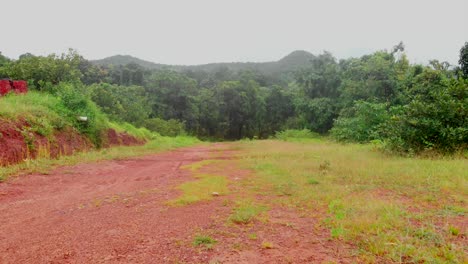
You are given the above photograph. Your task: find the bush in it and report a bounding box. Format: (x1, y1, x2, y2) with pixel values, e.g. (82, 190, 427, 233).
(87, 83, 151, 126)
(275, 129, 319, 141)
(143, 118, 186, 137)
(331, 101, 390, 143)
(55, 83, 109, 147)
(381, 76, 467, 154)
(295, 97, 338, 133)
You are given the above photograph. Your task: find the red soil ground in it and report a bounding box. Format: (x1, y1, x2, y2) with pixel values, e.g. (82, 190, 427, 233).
(0, 144, 354, 263)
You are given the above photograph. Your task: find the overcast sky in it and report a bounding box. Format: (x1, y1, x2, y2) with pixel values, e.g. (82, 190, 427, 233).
(2, 0, 467, 65)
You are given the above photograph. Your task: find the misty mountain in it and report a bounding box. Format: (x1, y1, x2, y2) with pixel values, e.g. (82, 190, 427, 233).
(92, 50, 316, 75)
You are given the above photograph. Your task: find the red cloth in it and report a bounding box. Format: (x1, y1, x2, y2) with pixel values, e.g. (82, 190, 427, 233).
(0, 80, 12, 96)
(12, 80, 28, 94)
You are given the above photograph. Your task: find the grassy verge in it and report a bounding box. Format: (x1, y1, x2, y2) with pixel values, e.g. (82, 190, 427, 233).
(0, 136, 201, 181)
(236, 139, 467, 263)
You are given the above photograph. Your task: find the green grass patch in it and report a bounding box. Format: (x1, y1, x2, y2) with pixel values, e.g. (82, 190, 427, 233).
(169, 173, 228, 206)
(235, 139, 468, 263)
(229, 200, 268, 224)
(193, 235, 217, 249)
(109, 121, 156, 141)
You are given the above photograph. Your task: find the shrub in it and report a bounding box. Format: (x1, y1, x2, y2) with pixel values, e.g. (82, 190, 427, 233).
(381, 75, 467, 154)
(55, 83, 109, 147)
(330, 101, 390, 143)
(143, 118, 186, 137)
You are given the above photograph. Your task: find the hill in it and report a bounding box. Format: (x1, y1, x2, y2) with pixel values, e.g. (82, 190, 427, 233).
(92, 55, 165, 70)
(92, 50, 316, 75)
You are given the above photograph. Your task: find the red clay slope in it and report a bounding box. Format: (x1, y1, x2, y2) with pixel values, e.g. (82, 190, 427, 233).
(0, 119, 92, 166)
(0, 118, 143, 166)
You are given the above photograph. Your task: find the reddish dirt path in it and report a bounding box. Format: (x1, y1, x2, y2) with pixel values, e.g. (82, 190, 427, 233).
(0, 144, 354, 263)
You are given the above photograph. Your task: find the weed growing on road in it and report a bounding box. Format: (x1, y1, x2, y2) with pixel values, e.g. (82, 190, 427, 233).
(229, 200, 268, 224)
(193, 235, 217, 249)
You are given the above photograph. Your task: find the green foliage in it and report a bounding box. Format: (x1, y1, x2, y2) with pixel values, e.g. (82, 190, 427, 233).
(4, 49, 83, 90)
(296, 97, 338, 133)
(55, 83, 109, 147)
(87, 83, 151, 126)
(105, 63, 146, 86)
(331, 101, 390, 143)
(229, 201, 268, 224)
(145, 70, 198, 131)
(275, 129, 319, 141)
(109, 122, 155, 141)
(143, 118, 186, 137)
(295, 51, 341, 98)
(382, 71, 467, 154)
(263, 85, 295, 134)
(1, 45, 465, 154)
(459, 42, 468, 78)
(193, 235, 217, 248)
(339, 51, 400, 106)
(0, 86, 146, 148)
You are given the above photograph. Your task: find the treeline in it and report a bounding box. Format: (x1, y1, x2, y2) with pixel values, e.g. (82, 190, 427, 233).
(0, 42, 466, 154)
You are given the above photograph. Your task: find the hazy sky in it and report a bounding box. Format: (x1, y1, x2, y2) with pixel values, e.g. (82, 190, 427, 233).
(2, 0, 467, 65)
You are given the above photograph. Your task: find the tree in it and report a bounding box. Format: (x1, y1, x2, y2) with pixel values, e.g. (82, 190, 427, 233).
(339, 51, 400, 106)
(295, 51, 341, 98)
(5, 49, 83, 90)
(263, 85, 295, 134)
(0, 52, 10, 78)
(145, 70, 199, 131)
(87, 83, 151, 126)
(459, 42, 468, 78)
(383, 69, 468, 153)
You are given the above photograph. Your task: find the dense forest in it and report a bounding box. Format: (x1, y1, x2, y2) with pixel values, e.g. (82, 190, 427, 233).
(1, 42, 467, 154)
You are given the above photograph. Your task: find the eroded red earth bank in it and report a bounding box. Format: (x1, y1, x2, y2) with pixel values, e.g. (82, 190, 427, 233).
(0, 118, 142, 166)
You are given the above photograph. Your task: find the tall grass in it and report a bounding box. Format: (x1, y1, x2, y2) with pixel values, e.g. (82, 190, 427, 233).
(0, 92, 71, 136)
(109, 121, 156, 141)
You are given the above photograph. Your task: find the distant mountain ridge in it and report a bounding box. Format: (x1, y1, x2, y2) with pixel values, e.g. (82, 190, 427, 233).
(91, 50, 316, 75)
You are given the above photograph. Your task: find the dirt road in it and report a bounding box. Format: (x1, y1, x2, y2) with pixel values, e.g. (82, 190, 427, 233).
(0, 144, 353, 263)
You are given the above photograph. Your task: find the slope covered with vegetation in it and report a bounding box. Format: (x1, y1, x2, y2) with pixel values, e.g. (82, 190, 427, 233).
(1, 42, 467, 155)
(0, 87, 154, 166)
